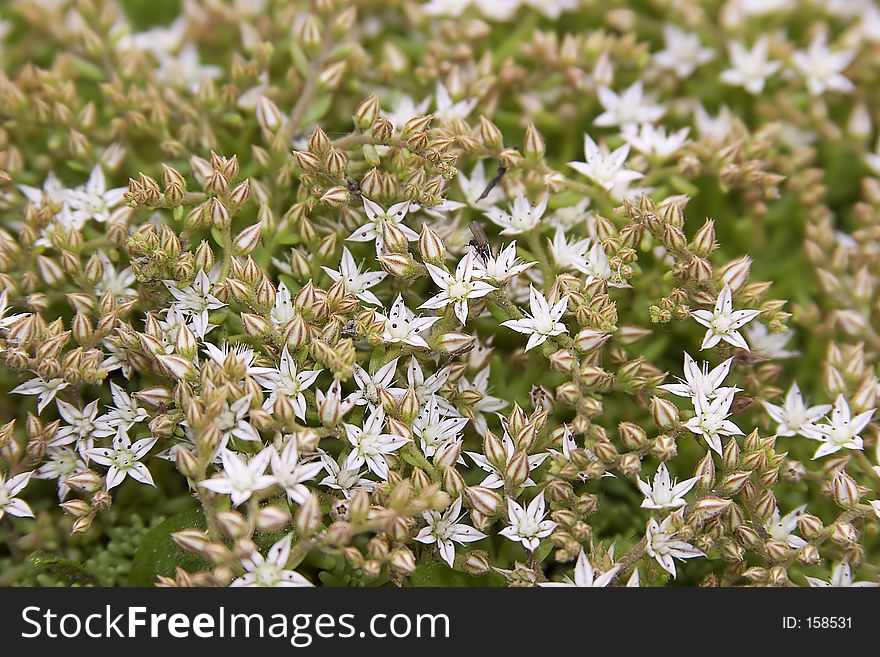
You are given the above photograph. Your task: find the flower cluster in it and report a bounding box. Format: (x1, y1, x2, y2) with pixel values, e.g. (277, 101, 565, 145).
(0, 0, 879, 589)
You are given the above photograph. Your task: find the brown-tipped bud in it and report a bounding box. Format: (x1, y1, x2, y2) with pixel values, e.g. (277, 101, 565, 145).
(229, 179, 251, 206)
(172, 529, 212, 555)
(216, 511, 248, 539)
(436, 331, 475, 353)
(296, 493, 322, 536)
(797, 513, 823, 539)
(505, 451, 530, 487)
(66, 470, 103, 494)
(524, 123, 545, 160)
(389, 547, 417, 575)
(175, 446, 200, 479)
(381, 221, 409, 254)
(320, 186, 350, 207)
(695, 452, 715, 488)
(478, 116, 503, 149)
(463, 550, 490, 575)
(60, 499, 91, 518)
(465, 486, 500, 516)
(442, 466, 465, 496)
(650, 396, 679, 427)
(651, 434, 678, 461)
(719, 256, 752, 293)
(255, 506, 292, 532)
(318, 61, 347, 90)
(832, 470, 860, 506)
(619, 422, 647, 450)
(354, 95, 380, 130)
(208, 198, 230, 229)
(255, 96, 283, 131)
(403, 114, 433, 139)
(291, 149, 322, 170)
(549, 349, 577, 373)
(482, 431, 506, 466)
(418, 224, 446, 264)
(691, 497, 733, 522)
(233, 222, 263, 255)
(691, 220, 716, 257)
(575, 328, 610, 352)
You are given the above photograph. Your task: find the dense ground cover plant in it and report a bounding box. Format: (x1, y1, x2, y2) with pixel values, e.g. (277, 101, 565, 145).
(1, 0, 879, 588)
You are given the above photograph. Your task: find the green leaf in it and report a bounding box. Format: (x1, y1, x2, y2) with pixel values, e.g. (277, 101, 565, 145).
(127, 507, 208, 586)
(68, 56, 106, 82)
(298, 94, 333, 129)
(534, 538, 554, 564)
(29, 552, 99, 586)
(289, 44, 311, 78)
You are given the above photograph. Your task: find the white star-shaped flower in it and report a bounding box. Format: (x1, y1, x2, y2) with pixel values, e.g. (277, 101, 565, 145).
(502, 285, 569, 352)
(199, 447, 275, 506)
(66, 165, 126, 224)
(499, 493, 557, 551)
(691, 284, 761, 350)
(621, 123, 690, 160)
(637, 463, 699, 510)
(594, 81, 665, 127)
(12, 375, 69, 414)
(765, 505, 807, 549)
(375, 294, 441, 348)
(322, 247, 387, 306)
(763, 383, 831, 437)
(270, 438, 325, 505)
(352, 357, 404, 408)
(472, 241, 535, 284)
(434, 82, 477, 122)
(719, 37, 781, 94)
(802, 395, 874, 460)
(0, 470, 34, 520)
(86, 427, 158, 490)
(645, 514, 704, 578)
(805, 561, 878, 588)
(568, 134, 644, 191)
(413, 395, 469, 458)
(343, 406, 410, 479)
(792, 34, 854, 97)
(457, 161, 505, 209)
(232, 534, 314, 587)
(483, 193, 548, 235)
(164, 269, 226, 339)
(414, 497, 486, 567)
(684, 389, 743, 455)
(660, 352, 738, 400)
(421, 250, 496, 324)
(319, 452, 377, 498)
(539, 548, 619, 587)
(653, 23, 714, 78)
(252, 346, 322, 420)
(347, 197, 419, 254)
(744, 323, 799, 359)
